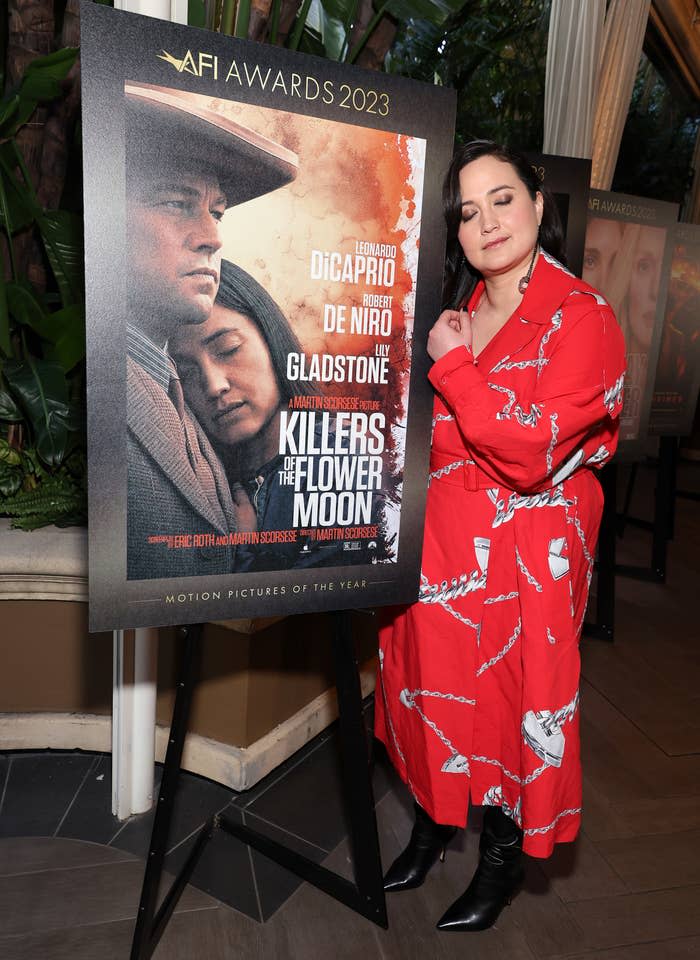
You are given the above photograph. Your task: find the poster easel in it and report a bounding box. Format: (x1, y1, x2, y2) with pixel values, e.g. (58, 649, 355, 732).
(583, 464, 617, 642)
(129, 612, 387, 960)
(616, 436, 677, 584)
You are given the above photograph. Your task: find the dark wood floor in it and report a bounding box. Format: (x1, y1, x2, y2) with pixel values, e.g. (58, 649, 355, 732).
(1, 460, 699, 960)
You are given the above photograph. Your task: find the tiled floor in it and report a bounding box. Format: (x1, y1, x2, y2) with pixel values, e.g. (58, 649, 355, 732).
(0, 458, 699, 959)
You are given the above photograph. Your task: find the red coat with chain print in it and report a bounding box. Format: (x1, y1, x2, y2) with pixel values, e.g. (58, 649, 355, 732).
(375, 252, 627, 858)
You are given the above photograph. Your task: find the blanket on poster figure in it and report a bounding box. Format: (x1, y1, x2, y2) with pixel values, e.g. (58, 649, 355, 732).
(126, 357, 237, 580)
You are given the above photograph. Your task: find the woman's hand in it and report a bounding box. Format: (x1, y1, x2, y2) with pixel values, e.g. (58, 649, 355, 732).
(427, 309, 471, 362)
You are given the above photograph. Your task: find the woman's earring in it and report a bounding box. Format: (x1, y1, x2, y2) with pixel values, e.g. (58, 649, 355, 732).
(518, 228, 540, 294)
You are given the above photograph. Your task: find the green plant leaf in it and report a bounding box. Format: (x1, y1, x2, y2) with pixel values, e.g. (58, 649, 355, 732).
(45, 305, 86, 372)
(0, 144, 39, 233)
(1, 469, 86, 529)
(17, 48, 78, 105)
(2, 358, 78, 467)
(321, 0, 358, 23)
(0, 94, 20, 136)
(37, 210, 84, 307)
(0, 437, 23, 465)
(383, 0, 466, 25)
(288, 0, 315, 50)
(6, 281, 50, 336)
(300, 0, 347, 60)
(0, 389, 23, 421)
(235, 0, 252, 38)
(188, 0, 207, 26)
(0, 459, 22, 497)
(0, 282, 10, 356)
(10, 290, 87, 371)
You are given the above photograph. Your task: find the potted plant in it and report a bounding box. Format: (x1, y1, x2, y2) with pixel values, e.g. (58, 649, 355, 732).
(0, 5, 85, 530)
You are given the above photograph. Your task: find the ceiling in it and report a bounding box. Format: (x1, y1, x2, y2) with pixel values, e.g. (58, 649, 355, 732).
(647, 0, 700, 104)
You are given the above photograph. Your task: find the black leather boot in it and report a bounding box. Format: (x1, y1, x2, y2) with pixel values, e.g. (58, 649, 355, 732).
(436, 805, 523, 931)
(383, 802, 457, 892)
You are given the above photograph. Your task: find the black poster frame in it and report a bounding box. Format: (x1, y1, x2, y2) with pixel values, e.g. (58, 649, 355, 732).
(526, 153, 592, 278)
(80, 2, 457, 632)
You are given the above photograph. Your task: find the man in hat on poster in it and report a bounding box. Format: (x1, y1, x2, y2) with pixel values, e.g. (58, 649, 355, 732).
(124, 83, 298, 580)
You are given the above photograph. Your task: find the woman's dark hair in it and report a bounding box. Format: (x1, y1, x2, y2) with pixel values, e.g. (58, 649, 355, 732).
(442, 140, 566, 309)
(216, 259, 315, 399)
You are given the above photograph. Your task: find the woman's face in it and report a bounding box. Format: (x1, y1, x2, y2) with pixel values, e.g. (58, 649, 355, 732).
(456, 155, 542, 281)
(627, 224, 666, 351)
(583, 217, 624, 296)
(170, 304, 282, 451)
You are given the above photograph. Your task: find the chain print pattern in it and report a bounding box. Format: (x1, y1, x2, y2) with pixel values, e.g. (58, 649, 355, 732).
(484, 590, 520, 605)
(586, 444, 609, 465)
(515, 546, 543, 592)
(537, 308, 563, 374)
(429, 459, 466, 483)
(476, 620, 521, 676)
(490, 382, 517, 421)
(432, 412, 454, 428)
(378, 649, 406, 767)
(404, 688, 476, 706)
(546, 413, 559, 475)
(440, 600, 481, 633)
(524, 807, 582, 836)
(400, 688, 470, 774)
(471, 755, 549, 786)
(604, 373, 625, 413)
(490, 486, 574, 528)
(514, 401, 543, 428)
(490, 355, 550, 374)
(419, 569, 487, 603)
(540, 690, 579, 730)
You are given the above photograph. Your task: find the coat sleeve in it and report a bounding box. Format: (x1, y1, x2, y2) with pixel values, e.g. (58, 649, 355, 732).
(428, 302, 626, 493)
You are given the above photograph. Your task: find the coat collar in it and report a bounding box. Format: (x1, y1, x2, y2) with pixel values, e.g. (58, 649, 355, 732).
(469, 252, 581, 370)
(469, 251, 578, 325)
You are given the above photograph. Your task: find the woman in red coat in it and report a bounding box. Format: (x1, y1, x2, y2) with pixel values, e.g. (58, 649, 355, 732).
(375, 141, 626, 931)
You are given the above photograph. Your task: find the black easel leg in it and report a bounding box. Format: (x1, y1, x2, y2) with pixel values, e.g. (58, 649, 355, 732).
(130, 623, 203, 960)
(618, 463, 637, 536)
(652, 437, 676, 581)
(218, 610, 388, 927)
(664, 435, 678, 541)
(585, 464, 616, 641)
(330, 611, 387, 926)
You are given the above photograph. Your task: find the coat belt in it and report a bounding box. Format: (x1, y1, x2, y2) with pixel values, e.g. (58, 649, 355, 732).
(429, 450, 495, 490)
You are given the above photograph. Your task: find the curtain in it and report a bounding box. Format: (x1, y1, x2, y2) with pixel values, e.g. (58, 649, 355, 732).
(543, 0, 606, 157)
(113, 0, 188, 22)
(590, 0, 652, 189)
(681, 125, 700, 223)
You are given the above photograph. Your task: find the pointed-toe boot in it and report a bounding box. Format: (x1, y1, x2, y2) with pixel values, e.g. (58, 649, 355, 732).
(437, 805, 523, 931)
(383, 802, 457, 892)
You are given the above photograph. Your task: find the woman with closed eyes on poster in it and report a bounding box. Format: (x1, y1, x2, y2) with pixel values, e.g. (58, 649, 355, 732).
(170, 259, 384, 570)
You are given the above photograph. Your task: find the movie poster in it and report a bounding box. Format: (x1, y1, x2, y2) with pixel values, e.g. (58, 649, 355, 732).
(583, 190, 677, 452)
(81, 5, 456, 630)
(526, 154, 592, 277)
(649, 222, 700, 437)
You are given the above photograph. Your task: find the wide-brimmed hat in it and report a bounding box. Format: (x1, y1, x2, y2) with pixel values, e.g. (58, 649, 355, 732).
(124, 81, 298, 207)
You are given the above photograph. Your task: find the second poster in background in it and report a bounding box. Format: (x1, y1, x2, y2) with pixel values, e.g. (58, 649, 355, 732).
(649, 221, 700, 437)
(584, 190, 677, 452)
